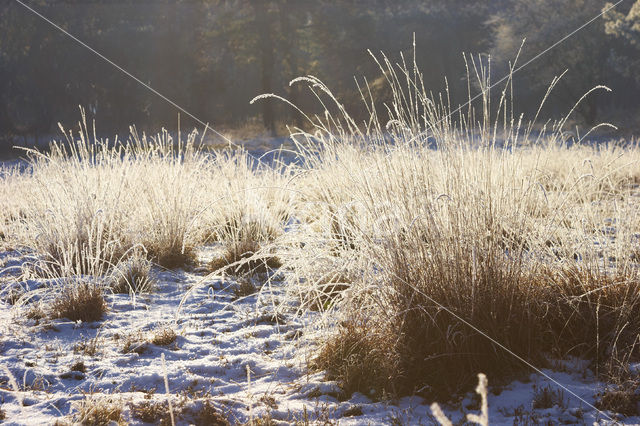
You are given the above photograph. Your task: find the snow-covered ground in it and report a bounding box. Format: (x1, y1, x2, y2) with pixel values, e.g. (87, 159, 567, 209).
(0, 247, 638, 425)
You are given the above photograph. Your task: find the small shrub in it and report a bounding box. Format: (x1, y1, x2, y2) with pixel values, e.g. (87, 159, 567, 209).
(50, 281, 107, 322)
(151, 327, 178, 346)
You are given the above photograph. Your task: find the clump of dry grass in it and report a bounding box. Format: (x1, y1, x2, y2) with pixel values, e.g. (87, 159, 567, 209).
(532, 384, 566, 409)
(131, 400, 173, 425)
(71, 361, 87, 373)
(595, 385, 640, 416)
(2, 283, 25, 305)
(541, 268, 640, 362)
(209, 239, 281, 277)
(202, 158, 291, 277)
(193, 399, 230, 426)
(2, 113, 218, 274)
(212, 215, 281, 244)
(25, 303, 46, 321)
(50, 281, 107, 322)
(121, 332, 148, 355)
(70, 396, 124, 426)
(232, 277, 258, 299)
(74, 336, 101, 357)
(151, 326, 178, 346)
(595, 364, 640, 416)
(313, 318, 396, 400)
(147, 242, 198, 270)
(304, 275, 351, 312)
(256, 46, 640, 399)
(111, 251, 154, 294)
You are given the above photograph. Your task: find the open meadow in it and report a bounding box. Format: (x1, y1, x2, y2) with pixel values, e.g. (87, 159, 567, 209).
(2, 48, 640, 425)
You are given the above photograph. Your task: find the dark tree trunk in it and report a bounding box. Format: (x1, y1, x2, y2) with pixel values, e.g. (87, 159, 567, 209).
(278, 0, 303, 128)
(253, 1, 277, 136)
(582, 96, 598, 127)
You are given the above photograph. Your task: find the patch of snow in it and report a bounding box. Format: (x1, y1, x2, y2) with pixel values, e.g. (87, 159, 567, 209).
(0, 248, 638, 424)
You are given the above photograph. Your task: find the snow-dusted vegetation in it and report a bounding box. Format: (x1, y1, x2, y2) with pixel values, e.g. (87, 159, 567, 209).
(2, 46, 640, 425)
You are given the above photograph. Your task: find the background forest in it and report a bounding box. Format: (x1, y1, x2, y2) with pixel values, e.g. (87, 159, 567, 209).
(1, 0, 640, 150)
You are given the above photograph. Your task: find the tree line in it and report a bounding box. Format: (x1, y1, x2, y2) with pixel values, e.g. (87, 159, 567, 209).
(1, 0, 639, 147)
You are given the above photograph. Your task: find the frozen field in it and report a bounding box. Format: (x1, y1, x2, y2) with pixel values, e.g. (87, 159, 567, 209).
(1, 246, 637, 425)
